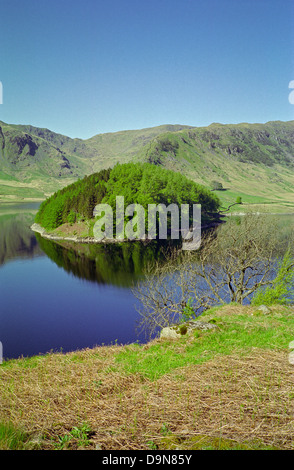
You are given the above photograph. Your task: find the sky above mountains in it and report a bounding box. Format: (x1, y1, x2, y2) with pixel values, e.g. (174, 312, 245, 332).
(0, 0, 293, 139)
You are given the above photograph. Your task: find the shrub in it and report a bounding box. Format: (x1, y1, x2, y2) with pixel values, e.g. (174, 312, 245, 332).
(67, 210, 76, 225)
(181, 298, 196, 322)
(211, 181, 223, 191)
(251, 249, 294, 306)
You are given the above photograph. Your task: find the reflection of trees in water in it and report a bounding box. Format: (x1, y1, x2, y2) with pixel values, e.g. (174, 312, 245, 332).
(133, 214, 294, 337)
(231, 214, 294, 251)
(36, 214, 294, 289)
(0, 211, 44, 265)
(36, 234, 178, 287)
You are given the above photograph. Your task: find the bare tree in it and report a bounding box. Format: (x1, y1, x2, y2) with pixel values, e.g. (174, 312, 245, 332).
(133, 213, 294, 338)
(133, 254, 188, 338)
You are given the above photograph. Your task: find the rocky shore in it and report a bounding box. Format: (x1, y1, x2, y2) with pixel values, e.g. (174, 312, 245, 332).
(30, 223, 146, 244)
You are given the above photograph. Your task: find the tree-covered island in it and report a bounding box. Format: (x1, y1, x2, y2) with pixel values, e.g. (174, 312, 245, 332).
(34, 162, 220, 242)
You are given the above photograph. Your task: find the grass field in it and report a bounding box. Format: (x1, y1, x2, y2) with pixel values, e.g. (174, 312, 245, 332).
(213, 188, 294, 214)
(0, 174, 77, 203)
(1, 303, 293, 450)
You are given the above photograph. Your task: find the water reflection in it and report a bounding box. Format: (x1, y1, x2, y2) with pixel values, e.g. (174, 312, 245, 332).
(1, 206, 294, 359)
(0, 202, 180, 287)
(36, 235, 178, 287)
(0, 203, 44, 265)
(230, 213, 294, 255)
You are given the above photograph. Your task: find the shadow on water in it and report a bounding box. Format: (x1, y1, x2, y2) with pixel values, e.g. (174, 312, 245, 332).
(35, 234, 179, 287)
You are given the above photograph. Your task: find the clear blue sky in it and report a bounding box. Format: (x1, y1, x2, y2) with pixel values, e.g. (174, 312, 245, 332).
(0, 0, 293, 139)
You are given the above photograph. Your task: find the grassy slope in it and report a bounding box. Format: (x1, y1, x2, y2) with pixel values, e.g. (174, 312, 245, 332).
(142, 121, 294, 212)
(1, 120, 294, 210)
(1, 303, 293, 450)
(0, 122, 193, 201)
(0, 121, 90, 201)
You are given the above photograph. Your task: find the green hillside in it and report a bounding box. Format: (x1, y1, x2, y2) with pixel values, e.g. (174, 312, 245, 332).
(142, 121, 294, 209)
(0, 122, 192, 201)
(1, 119, 294, 211)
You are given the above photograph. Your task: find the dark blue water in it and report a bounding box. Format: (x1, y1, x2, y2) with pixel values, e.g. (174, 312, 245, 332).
(0, 204, 148, 360)
(1, 204, 292, 361)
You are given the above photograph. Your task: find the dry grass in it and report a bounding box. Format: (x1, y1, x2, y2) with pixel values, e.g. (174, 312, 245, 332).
(1, 341, 293, 450)
(53, 221, 90, 237)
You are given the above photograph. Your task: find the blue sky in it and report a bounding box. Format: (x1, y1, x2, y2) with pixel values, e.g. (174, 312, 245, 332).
(0, 0, 293, 139)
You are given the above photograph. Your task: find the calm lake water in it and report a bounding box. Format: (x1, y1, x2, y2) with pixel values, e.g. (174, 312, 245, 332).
(1, 203, 293, 361)
(0, 203, 159, 360)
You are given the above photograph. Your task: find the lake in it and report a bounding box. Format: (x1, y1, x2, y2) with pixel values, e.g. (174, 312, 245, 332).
(0, 203, 161, 360)
(1, 203, 293, 361)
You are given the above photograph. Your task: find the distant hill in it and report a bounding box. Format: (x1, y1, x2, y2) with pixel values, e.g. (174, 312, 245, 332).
(0, 122, 193, 199)
(141, 121, 294, 207)
(1, 119, 294, 207)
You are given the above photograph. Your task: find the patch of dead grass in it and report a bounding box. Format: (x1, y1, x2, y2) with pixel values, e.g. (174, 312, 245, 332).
(1, 344, 293, 450)
(54, 221, 89, 237)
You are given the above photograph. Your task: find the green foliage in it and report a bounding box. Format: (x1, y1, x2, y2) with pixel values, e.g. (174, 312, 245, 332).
(102, 162, 220, 226)
(35, 168, 111, 229)
(181, 298, 196, 322)
(67, 210, 76, 225)
(160, 423, 171, 436)
(0, 422, 31, 450)
(115, 304, 294, 380)
(236, 196, 242, 204)
(211, 180, 223, 191)
(251, 249, 294, 306)
(35, 163, 220, 233)
(54, 423, 92, 450)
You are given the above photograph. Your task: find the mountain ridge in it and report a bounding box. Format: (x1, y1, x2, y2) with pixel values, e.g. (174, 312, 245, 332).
(0, 120, 294, 205)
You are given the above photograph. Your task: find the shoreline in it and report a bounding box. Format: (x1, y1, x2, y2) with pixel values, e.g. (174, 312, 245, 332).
(0, 198, 44, 204)
(30, 223, 152, 245)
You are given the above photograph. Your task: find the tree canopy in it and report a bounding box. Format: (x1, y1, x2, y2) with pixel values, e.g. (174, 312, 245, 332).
(35, 162, 220, 231)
